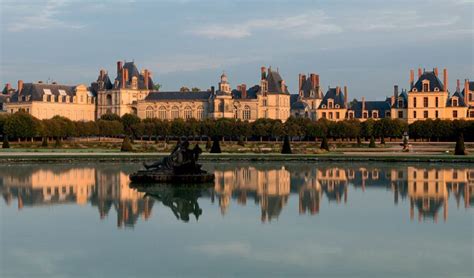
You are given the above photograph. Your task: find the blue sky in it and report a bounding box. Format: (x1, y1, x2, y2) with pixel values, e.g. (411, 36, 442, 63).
(1, 0, 473, 99)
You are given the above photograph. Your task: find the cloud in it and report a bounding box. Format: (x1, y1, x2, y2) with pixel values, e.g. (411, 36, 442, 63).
(349, 11, 461, 32)
(5, 0, 84, 32)
(191, 10, 342, 39)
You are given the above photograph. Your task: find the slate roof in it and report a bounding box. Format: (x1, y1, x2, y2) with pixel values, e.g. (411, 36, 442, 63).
(446, 91, 467, 107)
(290, 94, 299, 105)
(231, 85, 259, 99)
(349, 99, 391, 118)
(460, 81, 473, 105)
(10, 83, 78, 102)
(319, 87, 346, 109)
(291, 100, 309, 110)
(266, 69, 290, 94)
(115, 62, 154, 90)
(300, 77, 322, 98)
(391, 90, 408, 108)
(412, 71, 445, 92)
(145, 91, 212, 101)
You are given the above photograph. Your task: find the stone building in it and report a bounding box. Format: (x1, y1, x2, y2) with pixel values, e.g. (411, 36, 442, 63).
(4, 81, 96, 121)
(290, 73, 323, 120)
(136, 66, 291, 122)
(316, 86, 349, 121)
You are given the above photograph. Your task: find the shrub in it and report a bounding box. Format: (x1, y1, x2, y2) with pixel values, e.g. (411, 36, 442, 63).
(369, 136, 376, 148)
(454, 133, 466, 155)
(2, 136, 10, 149)
(320, 136, 329, 151)
(121, 136, 134, 152)
(210, 137, 221, 153)
(281, 135, 292, 154)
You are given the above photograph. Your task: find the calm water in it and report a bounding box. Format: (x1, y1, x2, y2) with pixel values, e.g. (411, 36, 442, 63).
(0, 161, 473, 278)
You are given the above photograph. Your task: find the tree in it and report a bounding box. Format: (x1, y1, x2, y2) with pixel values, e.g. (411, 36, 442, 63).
(121, 113, 141, 138)
(100, 113, 121, 121)
(320, 136, 329, 151)
(2, 136, 10, 148)
(153, 84, 162, 91)
(191, 87, 201, 92)
(41, 137, 48, 147)
(121, 136, 134, 152)
(4, 112, 39, 140)
(180, 86, 190, 92)
(210, 137, 221, 153)
(369, 136, 376, 148)
(281, 135, 292, 154)
(454, 133, 466, 155)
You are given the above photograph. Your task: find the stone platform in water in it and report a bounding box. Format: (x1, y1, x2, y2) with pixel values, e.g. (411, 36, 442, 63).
(129, 170, 215, 184)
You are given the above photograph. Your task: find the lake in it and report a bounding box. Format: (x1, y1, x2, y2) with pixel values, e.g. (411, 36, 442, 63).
(1, 161, 473, 278)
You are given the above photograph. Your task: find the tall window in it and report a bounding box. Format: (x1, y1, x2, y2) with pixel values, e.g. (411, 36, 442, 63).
(145, 106, 154, 119)
(329, 112, 333, 119)
(398, 111, 403, 118)
(363, 112, 368, 119)
(243, 105, 251, 120)
(336, 112, 340, 119)
(372, 111, 378, 118)
(452, 99, 458, 107)
(423, 111, 428, 118)
(171, 106, 179, 119)
(322, 112, 327, 118)
(398, 99, 403, 107)
(423, 97, 428, 107)
(435, 110, 438, 118)
(413, 97, 417, 108)
(423, 83, 429, 92)
(196, 106, 204, 120)
(158, 106, 167, 119)
(435, 97, 439, 107)
(414, 111, 417, 118)
(453, 110, 458, 118)
(184, 106, 193, 119)
(328, 100, 333, 109)
(106, 95, 112, 106)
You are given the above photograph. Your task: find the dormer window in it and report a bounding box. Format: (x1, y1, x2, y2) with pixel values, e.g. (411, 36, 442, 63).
(434, 87, 439, 92)
(363, 112, 368, 119)
(452, 98, 458, 107)
(413, 88, 418, 92)
(372, 111, 378, 118)
(398, 99, 404, 107)
(348, 111, 354, 119)
(422, 80, 430, 92)
(328, 99, 333, 109)
(335, 104, 340, 109)
(321, 104, 326, 109)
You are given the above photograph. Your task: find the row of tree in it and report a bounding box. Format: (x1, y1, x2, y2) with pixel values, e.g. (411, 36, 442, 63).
(0, 112, 473, 142)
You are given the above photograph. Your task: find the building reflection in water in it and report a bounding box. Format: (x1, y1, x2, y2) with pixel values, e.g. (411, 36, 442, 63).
(1, 164, 472, 226)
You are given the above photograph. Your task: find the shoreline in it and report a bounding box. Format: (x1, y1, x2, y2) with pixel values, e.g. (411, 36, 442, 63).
(0, 152, 473, 163)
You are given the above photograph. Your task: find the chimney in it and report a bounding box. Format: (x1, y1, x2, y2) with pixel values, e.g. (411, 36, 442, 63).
(121, 68, 126, 89)
(211, 86, 215, 94)
(298, 74, 303, 91)
(336, 86, 340, 95)
(434, 67, 438, 76)
(17, 80, 23, 94)
(237, 84, 242, 92)
(465, 79, 469, 104)
(362, 97, 366, 111)
(443, 68, 448, 91)
(315, 74, 320, 87)
(410, 69, 415, 87)
(418, 68, 422, 78)
(281, 80, 286, 92)
(310, 73, 317, 89)
(117, 61, 123, 76)
(144, 69, 149, 89)
(394, 85, 399, 99)
(344, 86, 348, 107)
(241, 84, 247, 99)
(456, 79, 460, 92)
(261, 66, 266, 80)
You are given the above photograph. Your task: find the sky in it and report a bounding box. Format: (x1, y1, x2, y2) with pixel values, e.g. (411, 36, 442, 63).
(0, 0, 473, 100)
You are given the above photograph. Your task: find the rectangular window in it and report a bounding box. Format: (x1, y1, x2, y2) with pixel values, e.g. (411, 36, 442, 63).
(363, 112, 368, 119)
(435, 110, 438, 118)
(453, 110, 458, 118)
(336, 112, 340, 119)
(329, 112, 333, 119)
(424, 111, 428, 118)
(413, 111, 417, 118)
(435, 97, 439, 107)
(413, 97, 417, 108)
(322, 112, 326, 118)
(423, 182, 428, 193)
(398, 111, 403, 118)
(423, 84, 429, 92)
(423, 97, 428, 107)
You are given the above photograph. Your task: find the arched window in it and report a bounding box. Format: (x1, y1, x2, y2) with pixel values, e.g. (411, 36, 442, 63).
(196, 106, 205, 120)
(145, 106, 154, 119)
(184, 106, 193, 119)
(171, 106, 179, 119)
(106, 94, 112, 106)
(243, 105, 251, 120)
(158, 106, 167, 119)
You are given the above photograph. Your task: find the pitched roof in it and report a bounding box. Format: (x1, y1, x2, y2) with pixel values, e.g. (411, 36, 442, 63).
(114, 62, 154, 90)
(231, 85, 259, 99)
(349, 100, 391, 118)
(10, 83, 79, 102)
(391, 90, 408, 108)
(319, 87, 346, 109)
(266, 69, 290, 94)
(291, 100, 309, 110)
(290, 94, 299, 105)
(300, 77, 322, 99)
(446, 91, 467, 107)
(144, 91, 212, 101)
(412, 71, 445, 92)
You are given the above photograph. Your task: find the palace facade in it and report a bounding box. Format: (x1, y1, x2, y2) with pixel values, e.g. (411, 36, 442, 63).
(1, 62, 472, 123)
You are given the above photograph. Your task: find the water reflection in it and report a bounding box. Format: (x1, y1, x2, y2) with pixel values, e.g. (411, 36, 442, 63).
(1, 163, 472, 227)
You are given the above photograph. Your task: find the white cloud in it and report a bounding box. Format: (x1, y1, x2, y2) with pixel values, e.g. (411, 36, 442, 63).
(191, 10, 343, 39)
(5, 0, 84, 32)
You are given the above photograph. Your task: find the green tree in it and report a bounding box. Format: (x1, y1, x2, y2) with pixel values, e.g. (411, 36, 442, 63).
(121, 136, 134, 152)
(2, 136, 10, 148)
(180, 86, 190, 92)
(281, 135, 292, 154)
(4, 112, 39, 140)
(320, 136, 329, 151)
(191, 87, 201, 92)
(369, 136, 376, 148)
(100, 113, 121, 121)
(121, 113, 141, 138)
(210, 137, 221, 153)
(153, 84, 162, 91)
(454, 133, 466, 155)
